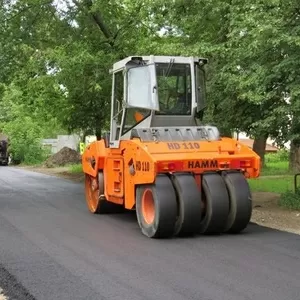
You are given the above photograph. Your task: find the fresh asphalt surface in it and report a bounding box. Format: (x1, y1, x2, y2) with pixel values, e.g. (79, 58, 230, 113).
(0, 167, 300, 300)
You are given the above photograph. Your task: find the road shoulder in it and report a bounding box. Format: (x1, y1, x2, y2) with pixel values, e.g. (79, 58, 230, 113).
(0, 263, 35, 300)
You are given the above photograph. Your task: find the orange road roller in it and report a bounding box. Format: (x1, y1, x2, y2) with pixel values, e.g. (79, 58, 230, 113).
(82, 55, 261, 238)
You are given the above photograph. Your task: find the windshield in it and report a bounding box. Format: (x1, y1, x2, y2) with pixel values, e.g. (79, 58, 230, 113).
(155, 63, 192, 115)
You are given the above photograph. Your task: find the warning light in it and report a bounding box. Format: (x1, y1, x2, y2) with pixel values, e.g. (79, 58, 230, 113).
(156, 161, 184, 172)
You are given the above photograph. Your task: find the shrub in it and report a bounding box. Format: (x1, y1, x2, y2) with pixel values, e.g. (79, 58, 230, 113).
(279, 189, 300, 210)
(265, 149, 289, 163)
(3, 116, 49, 165)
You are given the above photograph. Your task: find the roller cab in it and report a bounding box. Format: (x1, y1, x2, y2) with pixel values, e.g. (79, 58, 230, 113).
(82, 55, 261, 239)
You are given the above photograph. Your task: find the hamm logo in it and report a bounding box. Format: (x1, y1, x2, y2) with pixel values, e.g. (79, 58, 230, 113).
(187, 160, 218, 169)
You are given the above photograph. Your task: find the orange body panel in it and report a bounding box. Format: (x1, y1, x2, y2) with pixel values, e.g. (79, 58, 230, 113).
(82, 137, 260, 210)
(82, 140, 107, 178)
(104, 156, 124, 205)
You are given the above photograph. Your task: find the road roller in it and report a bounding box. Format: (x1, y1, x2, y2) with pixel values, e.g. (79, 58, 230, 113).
(82, 55, 261, 238)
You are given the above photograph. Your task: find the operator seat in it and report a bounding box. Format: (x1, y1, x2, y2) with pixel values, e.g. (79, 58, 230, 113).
(171, 92, 191, 114)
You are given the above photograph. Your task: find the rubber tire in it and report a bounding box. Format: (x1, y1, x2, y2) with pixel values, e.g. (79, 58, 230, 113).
(171, 173, 202, 236)
(0, 160, 8, 166)
(199, 173, 230, 234)
(85, 172, 123, 214)
(136, 174, 177, 238)
(222, 171, 252, 233)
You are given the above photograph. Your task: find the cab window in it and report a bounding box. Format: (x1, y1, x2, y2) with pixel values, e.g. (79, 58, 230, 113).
(155, 63, 192, 115)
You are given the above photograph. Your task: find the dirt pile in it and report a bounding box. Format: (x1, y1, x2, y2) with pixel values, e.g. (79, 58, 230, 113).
(44, 147, 81, 168)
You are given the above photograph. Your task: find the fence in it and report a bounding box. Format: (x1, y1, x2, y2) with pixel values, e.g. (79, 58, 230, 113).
(41, 135, 81, 154)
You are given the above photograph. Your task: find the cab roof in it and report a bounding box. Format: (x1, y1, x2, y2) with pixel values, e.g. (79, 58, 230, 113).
(111, 55, 208, 73)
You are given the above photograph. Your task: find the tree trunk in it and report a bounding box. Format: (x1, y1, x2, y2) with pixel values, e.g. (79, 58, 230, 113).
(221, 129, 232, 138)
(289, 141, 300, 173)
(95, 127, 102, 141)
(253, 135, 268, 168)
(95, 118, 102, 140)
(219, 126, 232, 138)
(81, 130, 87, 143)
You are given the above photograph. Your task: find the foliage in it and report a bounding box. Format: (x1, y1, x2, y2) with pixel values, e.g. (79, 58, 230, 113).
(261, 150, 290, 176)
(265, 150, 290, 164)
(1, 0, 300, 168)
(68, 163, 83, 174)
(3, 116, 50, 165)
(279, 189, 300, 210)
(0, 81, 61, 163)
(146, 0, 300, 146)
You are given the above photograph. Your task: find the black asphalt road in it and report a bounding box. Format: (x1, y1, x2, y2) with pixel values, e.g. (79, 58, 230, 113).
(0, 167, 300, 300)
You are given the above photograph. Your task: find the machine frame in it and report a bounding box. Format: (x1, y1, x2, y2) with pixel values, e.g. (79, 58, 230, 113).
(82, 55, 261, 239)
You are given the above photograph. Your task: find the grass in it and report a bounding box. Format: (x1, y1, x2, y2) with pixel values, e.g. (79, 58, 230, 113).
(278, 189, 300, 210)
(247, 151, 300, 209)
(248, 176, 294, 193)
(260, 151, 290, 176)
(260, 161, 290, 176)
(68, 163, 83, 174)
(249, 152, 292, 194)
(248, 171, 300, 210)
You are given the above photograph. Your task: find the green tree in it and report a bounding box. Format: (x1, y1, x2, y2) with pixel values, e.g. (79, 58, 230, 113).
(146, 0, 299, 167)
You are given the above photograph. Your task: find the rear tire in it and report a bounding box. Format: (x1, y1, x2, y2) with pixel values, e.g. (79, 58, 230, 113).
(223, 172, 252, 233)
(85, 172, 123, 214)
(222, 171, 252, 233)
(199, 173, 230, 234)
(136, 174, 177, 238)
(171, 173, 202, 236)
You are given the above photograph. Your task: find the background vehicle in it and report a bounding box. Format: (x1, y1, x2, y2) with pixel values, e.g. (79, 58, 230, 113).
(82, 55, 260, 238)
(0, 134, 9, 166)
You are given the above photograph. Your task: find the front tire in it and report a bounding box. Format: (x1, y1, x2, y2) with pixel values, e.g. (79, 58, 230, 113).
(135, 174, 177, 238)
(85, 172, 123, 214)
